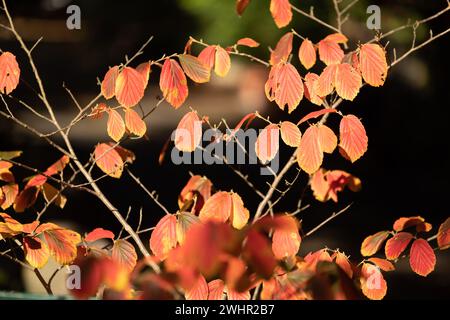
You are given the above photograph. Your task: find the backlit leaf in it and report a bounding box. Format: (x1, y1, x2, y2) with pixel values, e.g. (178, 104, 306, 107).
(42, 183, 67, 209)
(361, 231, 390, 257)
(208, 279, 225, 300)
(0, 151, 22, 160)
(298, 38, 316, 70)
(272, 220, 301, 259)
(185, 274, 208, 300)
(198, 46, 216, 70)
(13, 186, 39, 213)
(324, 33, 348, 44)
(335, 63, 362, 101)
(318, 124, 337, 154)
(85, 228, 115, 243)
(236, 37, 260, 48)
(270, 0, 292, 28)
(115, 66, 146, 108)
(159, 59, 189, 109)
(243, 230, 277, 279)
(236, 0, 251, 16)
(409, 238, 435, 277)
(176, 212, 200, 244)
(1, 183, 18, 210)
(150, 214, 178, 261)
(107, 108, 125, 142)
(37, 223, 81, 265)
(311, 169, 361, 202)
(23, 237, 49, 268)
(0, 52, 20, 94)
(255, 124, 280, 163)
(385, 232, 413, 260)
(360, 263, 387, 300)
(298, 108, 336, 125)
(179, 54, 210, 83)
(124, 108, 146, 137)
(359, 44, 388, 87)
(334, 252, 353, 278)
(136, 61, 151, 87)
(316, 64, 338, 97)
(174, 111, 202, 152)
(339, 115, 368, 162)
(318, 40, 344, 65)
(437, 217, 450, 250)
(214, 46, 231, 77)
(297, 125, 322, 174)
(199, 191, 232, 224)
(367, 258, 395, 272)
(280, 121, 301, 147)
(230, 192, 249, 230)
(94, 143, 124, 178)
(270, 32, 293, 65)
(303, 73, 323, 106)
(393, 216, 431, 233)
(270, 63, 304, 113)
(101, 66, 119, 99)
(112, 239, 137, 272)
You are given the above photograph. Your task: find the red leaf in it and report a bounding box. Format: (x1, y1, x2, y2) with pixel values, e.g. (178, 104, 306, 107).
(318, 40, 344, 65)
(208, 279, 225, 300)
(437, 217, 450, 250)
(115, 66, 146, 108)
(44, 155, 70, 177)
(409, 238, 436, 277)
(13, 186, 39, 213)
(136, 61, 151, 87)
(174, 111, 202, 152)
(185, 274, 208, 300)
(367, 258, 395, 272)
(236, 37, 260, 48)
(255, 124, 280, 163)
(393, 216, 432, 233)
(23, 237, 49, 268)
(339, 114, 368, 162)
(124, 108, 146, 137)
(107, 108, 125, 142)
(178, 175, 213, 212)
(335, 63, 362, 101)
(385, 232, 413, 260)
(303, 73, 323, 106)
(112, 239, 137, 272)
(298, 38, 316, 70)
(150, 214, 178, 261)
(0, 52, 20, 94)
(159, 59, 189, 109)
(227, 288, 251, 300)
(270, 0, 292, 28)
(101, 66, 119, 99)
(359, 44, 388, 87)
(361, 231, 390, 257)
(298, 108, 337, 125)
(198, 46, 216, 70)
(280, 121, 301, 147)
(310, 169, 361, 202)
(179, 54, 210, 83)
(85, 228, 115, 243)
(334, 251, 353, 278)
(243, 230, 277, 279)
(94, 143, 124, 178)
(360, 263, 387, 300)
(272, 220, 301, 259)
(236, 0, 251, 16)
(270, 32, 293, 65)
(214, 46, 231, 77)
(199, 191, 232, 224)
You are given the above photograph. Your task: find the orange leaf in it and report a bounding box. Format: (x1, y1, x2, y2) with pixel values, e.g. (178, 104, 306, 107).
(150, 214, 178, 261)
(227, 288, 251, 300)
(255, 124, 280, 163)
(335, 252, 353, 278)
(296, 125, 322, 174)
(318, 124, 337, 154)
(159, 59, 188, 109)
(236, 37, 260, 48)
(298, 38, 316, 70)
(360, 263, 387, 300)
(174, 111, 202, 152)
(359, 44, 388, 87)
(339, 114, 368, 162)
(179, 54, 210, 83)
(107, 108, 125, 142)
(1, 183, 18, 210)
(280, 121, 301, 147)
(112, 239, 137, 272)
(136, 61, 151, 87)
(94, 143, 124, 178)
(199, 191, 232, 224)
(409, 238, 436, 277)
(272, 221, 301, 259)
(393, 216, 431, 233)
(44, 155, 70, 177)
(385, 232, 413, 260)
(42, 183, 67, 209)
(124, 108, 146, 137)
(303, 73, 323, 106)
(0, 52, 20, 94)
(230, 192, 250, 230)
(185, 274, 208, 300)
(178, 175, 212, 211)
(101, 66, 119, 99)
(324, 33, 348, 44)
(268, 63, 303, 113)
(176, 212, 200, 245)
(367, 258, 395, 272)
(270, 0, 292, 28)
(316, 64, 338, 97)
(214, 46, 231, 77)
(85, 228, 115, 243)
(437, 217, 450, 250)
(335, 63, 362, 101)
(36, 223, 81, 265)
(361, 231, 390, 257)
(298, 108, 336, 125)
(208, 279, 225, 300)
(13, 186, 39, 213)
(115, 66, 146, 108)
(310, 169, 361, 202)
(318, 40, 344, 65)
(243, 230, 277, 279)
(236, 0, 251, 16)
(270, 32, 293, 65)
(23, 237, 49, 268)
(198, 46, 216, 70)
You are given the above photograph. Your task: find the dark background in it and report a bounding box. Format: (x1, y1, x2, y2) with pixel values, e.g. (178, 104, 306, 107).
(0, 0, 449, 298)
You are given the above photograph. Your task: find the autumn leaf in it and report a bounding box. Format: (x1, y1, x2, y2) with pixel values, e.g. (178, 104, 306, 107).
(270, 32, 293, 65)
(255, 124, 280, 163)
(280, 121, 301, 147)
(298, 38, 316, 70)
(101, 66, 119, 99)
(270, 0, 292, 28)
(176, 212, 200, 245)
(318, 39, 344, 65)
(271, 218, 301, 259)
(214, 46, 231, 77)
(107, 108, 125, 142)
(198, 46, 216, 70)
(334, 252, 353, 278)
(112, 239, 137, 272)
(1, 183, 18, 210)
(85, 228, 115, 243)
(159, 59, 189, 109)
(115, 66, 146, 108)
(13, 186, 39, 213)
(298, 108, 337, 125)
(0, 52, 20, 94)
(94, 143, 124, 178)
(179, 54, 210, 83)
(236, 0, 251, 16)
(236, 37, 260, 48)
(243, 230, 277, 279)
(361, 231, 390, 257)
(124, 108, 146, 137)
(367, 258, 395, 272)
(310, 169, 361, 202)
(339, 115, 368, 162)
(230, 192, 249, 230)
(335, 63, 362, 101)
(392, 216, 432, 233)
(185, 274, 208, 300)
(42, 183, 67, 209)
(174, 111, 202, 152)
(23, 237, 50, 269)
(303, 73, 323, 106)
(150, 214, 178, 261)
(136, 61, 151, 87)
(359, 44, 388, 87)
(385, 232, 413, 260)
(324, 33, 348, 44)
(199, 191, 232, 224)
(437, 217, 450, 250)
(409, 238, 436, 277)
(208, 279, 225, 300)
(316, 64, 338, 97)
(360, 263, 387, 300)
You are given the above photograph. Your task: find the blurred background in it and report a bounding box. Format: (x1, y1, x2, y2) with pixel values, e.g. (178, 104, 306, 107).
(0, 0, 449, 299)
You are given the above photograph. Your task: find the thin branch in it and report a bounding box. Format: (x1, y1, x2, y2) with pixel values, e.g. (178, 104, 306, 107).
(305, 204, 352, 237)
